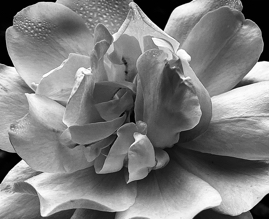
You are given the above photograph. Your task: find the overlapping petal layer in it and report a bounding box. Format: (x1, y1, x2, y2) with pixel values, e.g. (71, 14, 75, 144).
(117, 160, 221, 219)
(0, 65, 32, 152)
(195, 209, 253, 219)
(164, 0, 242, 44)
(6, 2, 93, 87)
(181, 7, 263, 96)
(174, 148, 269, 215)
(9, 94, 92, 173)
(180, 82, 269, 160)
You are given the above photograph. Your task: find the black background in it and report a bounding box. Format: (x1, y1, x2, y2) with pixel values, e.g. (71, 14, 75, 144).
(0, 1, 268, 218)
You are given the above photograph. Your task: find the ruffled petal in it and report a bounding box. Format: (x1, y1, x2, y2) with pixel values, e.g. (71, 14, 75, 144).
(174, 148, 269, 215)
(36, 53, 91, 104)
(181, 7, 263, 96)
(237, 61, 269, 87)
(116, 160, 221, 219)
(0, 64, 32, 152)
(136, 49, 201, 148)
(6, 2, 93, 87)
(19, 167, 136, 217)
(195, 209, 253, 219)
(9, 94, 92, 173)
(57, 0, 132, 34)
(164, 0, 242, 44)
(180, 82, 269, 160)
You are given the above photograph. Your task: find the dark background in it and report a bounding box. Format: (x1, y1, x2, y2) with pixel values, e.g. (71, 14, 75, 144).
(0, 1, 268, 218)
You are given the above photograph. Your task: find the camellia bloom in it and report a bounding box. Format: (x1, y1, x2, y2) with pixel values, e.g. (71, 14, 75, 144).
(0, 0, 268, 218)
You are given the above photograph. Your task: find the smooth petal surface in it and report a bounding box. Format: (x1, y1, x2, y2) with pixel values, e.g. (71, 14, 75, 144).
(57, 0, 132, 34)
(36, 53, 91, 103)
(237, 61, 269, 87)
(136, 49, 201, 148)
(6, 2, 93, 87)
(181, 7, 263, 96)
(0, 64, 32, 152)
(180, 82, 269, 160)
(116, 160, 221, 219)
(174, 148, 269, 215)
(22, 167, 136, 216)
(195, 209, 253, 219)
(164, 0, 242, 44)
(9, 94, 92, 173)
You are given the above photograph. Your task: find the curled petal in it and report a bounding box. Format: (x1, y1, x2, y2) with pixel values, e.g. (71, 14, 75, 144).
(117, 160, 221, 219)
(57, 0, 132, 34)
(6, 2, 93, 87)
(0, 65, 32, 152)
(21, 167, 136, 216)
(9, 94, 92, 173)
(36, 53, 91, 104)
(174, 148, 269, 215)
(180, 82, 269, 160)
(136, 49, 201, 148)
(181, 7, 263, 96)
(164, 0, 242, 44)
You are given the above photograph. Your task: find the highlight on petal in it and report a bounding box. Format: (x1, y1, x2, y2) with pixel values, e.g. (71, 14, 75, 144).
(164, 0, 242, 44)
(0, 64, 32, 152)
(22, 167, 136, 216)
(175, 148, 269, 215)
(6, 2, 93, 87)
(237, 61, 269, 87)
(117, 160, 221, 219)
(195, 209, 253, 219)
(9, 94, 92, 173)
(57, 0, 132, 34)
(181, 6, 263, 96)
(180, 82, 269, 160)
(136, 49, 201, 148)
(36, 53, 91, 104)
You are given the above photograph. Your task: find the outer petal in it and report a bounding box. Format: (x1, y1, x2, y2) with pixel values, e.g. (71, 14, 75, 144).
(9, 94, 92, 173)
(57, 0, 132, 34)
(21, 167, 136, 217)
(6, 2, 93, 87)
(36, 53, 91, 103)
(180, 82, 269, 160)
(136, 49, 202, 148)
(0, 65, 32, 152)
(116, 160, 221, 219)
(164, 0, 242, 44)
(174, 148, 269, 215)
(237, 61, 269, 87)
(195, 210, 253, 219)
(181, 7, 263, 96)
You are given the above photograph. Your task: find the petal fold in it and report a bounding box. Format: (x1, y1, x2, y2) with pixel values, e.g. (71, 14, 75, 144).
(164, 0, 242, 44)
(180, 82, 269, 160)
(6, 2, 93, 87)
(0, 64, 32, 152)
(181, 7, 263, 96)
(9, 94, 92, 173)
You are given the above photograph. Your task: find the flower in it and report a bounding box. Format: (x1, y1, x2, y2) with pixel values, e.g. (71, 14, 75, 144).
(0, 0, 268, 218)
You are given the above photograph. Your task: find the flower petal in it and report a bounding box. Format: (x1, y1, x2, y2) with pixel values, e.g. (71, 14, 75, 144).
(56, 0, 132, 34)
(136, 49, 201, 148)
(22, 167, 136, 216)
(180, 82, 269, 160)
(181, 7, 263, 96)
(174, 148, 269, 215)
(0, 64, 32, 152)
(164, 0, 242, 44)
(9, 94, 92, 173)
(116, 160, 221, 219)
(36, 53, 91, 104)
(195, 209, 253, 219)
(71, 209, 115, 219)
(237, 61, 269, 87)
(6, 2, 93, 87)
